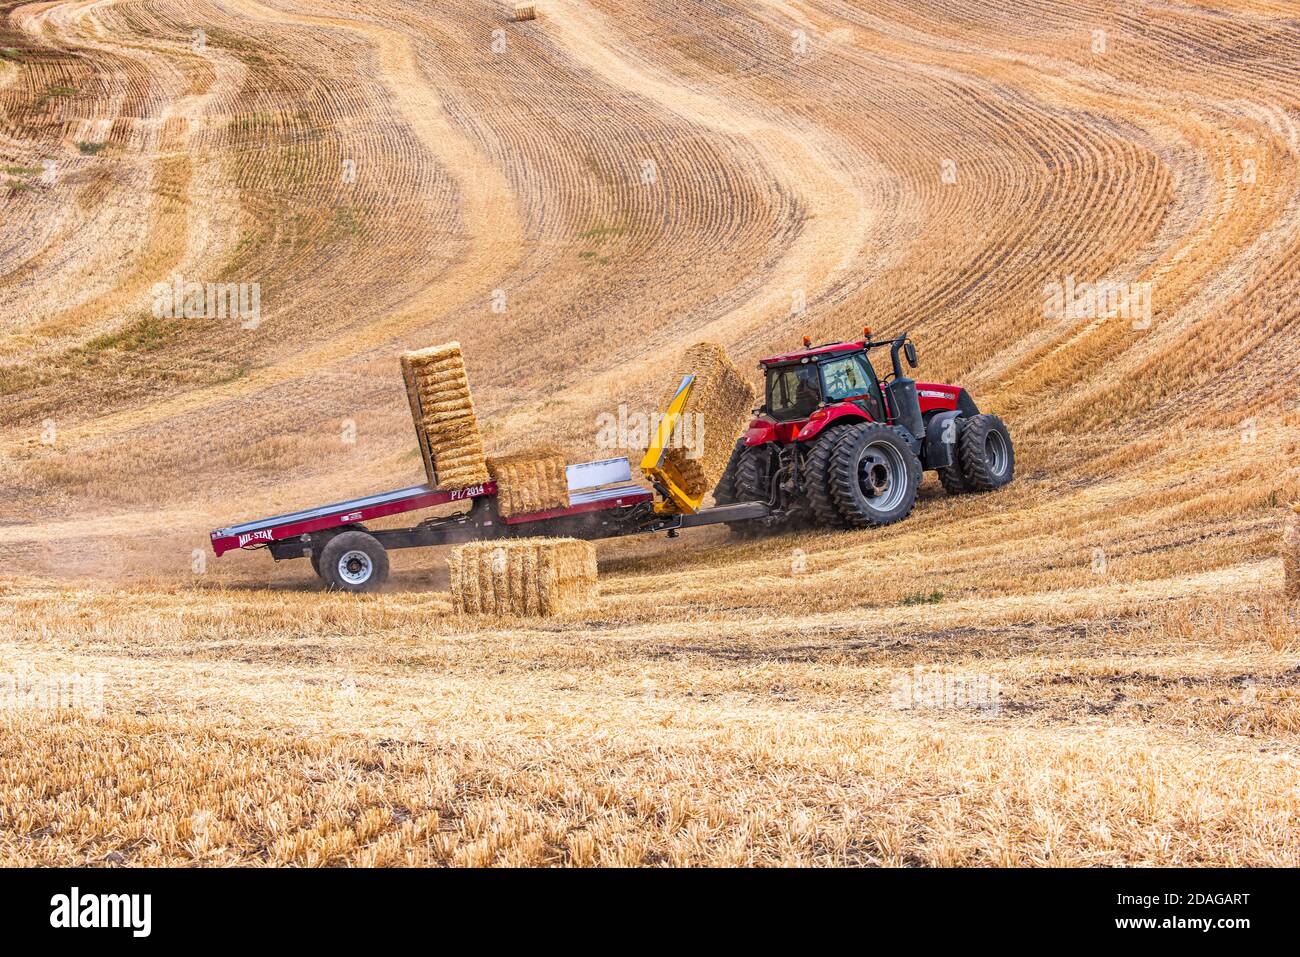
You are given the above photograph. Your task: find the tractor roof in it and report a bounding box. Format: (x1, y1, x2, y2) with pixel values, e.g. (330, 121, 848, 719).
(759, 340, 865, 366)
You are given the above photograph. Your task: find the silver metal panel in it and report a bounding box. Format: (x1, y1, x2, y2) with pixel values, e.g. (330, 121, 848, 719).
(569, 483, 650, 506)
(216, 485, 432, 536)
(565, 457, 632, 491)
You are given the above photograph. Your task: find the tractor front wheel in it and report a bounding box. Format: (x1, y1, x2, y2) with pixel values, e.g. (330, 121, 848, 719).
(828, 423, 922, 527)
(935, 416, 970, 495)
(958, 414, 1014, 492)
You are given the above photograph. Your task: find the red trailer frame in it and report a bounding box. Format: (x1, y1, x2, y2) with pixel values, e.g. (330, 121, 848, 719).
(208, 456, 768, 591)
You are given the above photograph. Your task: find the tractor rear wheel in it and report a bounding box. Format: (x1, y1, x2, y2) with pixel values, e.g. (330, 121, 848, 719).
(319, 530, 390, 593)
(827, 423, 922, 527)
(733, 447, 770, 503)
(711, 438, 747, 505)
(958, 414, 1014, 492)
(802, 425, 852, 528)
(729, 446, 772, 536)
(935, 416, 970, 495)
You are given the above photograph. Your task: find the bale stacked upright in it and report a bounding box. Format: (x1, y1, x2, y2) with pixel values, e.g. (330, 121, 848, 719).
(400, 342, 490, 489)
(448, 538, 596, 616)
(1284, 505, 1300, 601)
(650, 342, 756, 499)
(486, 447, 570, 517)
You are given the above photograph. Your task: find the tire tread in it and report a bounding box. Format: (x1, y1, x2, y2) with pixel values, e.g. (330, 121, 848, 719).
(958, 413, 1014, 492)
(828, 423, 921, 527)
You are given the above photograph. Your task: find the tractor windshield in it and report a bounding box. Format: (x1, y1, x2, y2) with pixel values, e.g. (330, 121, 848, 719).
(820, 355, 874, 400)
(767, 364, 821, 420)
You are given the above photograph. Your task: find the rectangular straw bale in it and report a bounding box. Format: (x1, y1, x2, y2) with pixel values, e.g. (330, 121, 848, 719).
(448, 538, 596, 616)
(400, 342, 489, 489)
(486, 447, 570, 517)
(649, 342, 756, 499)
(1284, 505, 1300, 601)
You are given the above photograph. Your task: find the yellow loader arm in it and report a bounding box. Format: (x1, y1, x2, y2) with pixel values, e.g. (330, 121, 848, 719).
(639, 374, 703, 514)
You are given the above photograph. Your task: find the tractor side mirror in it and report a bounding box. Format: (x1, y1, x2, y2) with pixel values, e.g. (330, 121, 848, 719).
(904, 340, 918, 368)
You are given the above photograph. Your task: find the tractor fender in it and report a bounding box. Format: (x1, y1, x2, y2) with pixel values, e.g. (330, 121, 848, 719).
(917, 384, 980, 417)
(793, 405, 870, 442)
(743, 418, 779, 446)
(922, 410, 962, 470)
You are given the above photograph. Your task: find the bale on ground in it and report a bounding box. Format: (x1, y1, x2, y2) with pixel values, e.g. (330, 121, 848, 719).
(513, 3, 537, 22)
(400, 342, 490, 489)
(647, 341, 756, 499)
(1284, 505, 1300, 601)
(448, 538, 596, 616)
(486, 447, 570, 517)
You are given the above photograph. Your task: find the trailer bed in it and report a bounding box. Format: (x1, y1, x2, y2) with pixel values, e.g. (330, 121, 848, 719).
(209, 457, 658, 557)
(210, 482, 495, 556)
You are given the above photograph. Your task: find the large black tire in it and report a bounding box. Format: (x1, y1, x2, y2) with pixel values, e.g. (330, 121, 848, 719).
(734, 447, 770, 503)
(958, 413, 1014, 492)
(318, 530, 390, 593)
(309, 525, 361, 575)
(711, 438, 747, 505)
(827, 423, 922, 528)
(729, 446, 772, 536)
(934, 416, 970, 495)
(802, 425, 852, 528)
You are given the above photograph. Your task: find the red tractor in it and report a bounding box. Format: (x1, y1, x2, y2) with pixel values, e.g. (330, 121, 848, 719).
(713, 330, 1014, 529)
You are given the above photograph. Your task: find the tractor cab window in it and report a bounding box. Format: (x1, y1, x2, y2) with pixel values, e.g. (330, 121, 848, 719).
(767, 364, 821, 420)
(820, 356, 867, 400)
(820, 355, 884, 419)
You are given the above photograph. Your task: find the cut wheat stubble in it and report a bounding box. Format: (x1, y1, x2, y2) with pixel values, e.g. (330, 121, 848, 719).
(1284, 506, 1300, 601)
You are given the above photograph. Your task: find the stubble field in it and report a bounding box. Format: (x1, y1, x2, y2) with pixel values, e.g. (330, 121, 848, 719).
(1, 0, 1298, 865)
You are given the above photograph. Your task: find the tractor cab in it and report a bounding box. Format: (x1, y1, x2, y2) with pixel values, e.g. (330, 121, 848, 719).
(757, 330, 924, 438)
(764, 344, 886, 424)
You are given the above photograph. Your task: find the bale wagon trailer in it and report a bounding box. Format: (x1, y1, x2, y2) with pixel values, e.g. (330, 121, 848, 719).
(208, 453, 769, 592)
(210, 331, 1013, 592)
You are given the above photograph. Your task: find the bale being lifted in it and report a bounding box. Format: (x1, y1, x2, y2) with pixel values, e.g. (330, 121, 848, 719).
(448, 538, 596, 616)
(1284, 505, 1300, 601)
(486, 447, 570, 518)
(649, 341, 756, 501)
(400, 342, 490, 490)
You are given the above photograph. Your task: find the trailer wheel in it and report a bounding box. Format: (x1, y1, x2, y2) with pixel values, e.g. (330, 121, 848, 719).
(828, 423, 921, 527)
(309, 525, 356, 576)
(319, 530, 389, 593)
